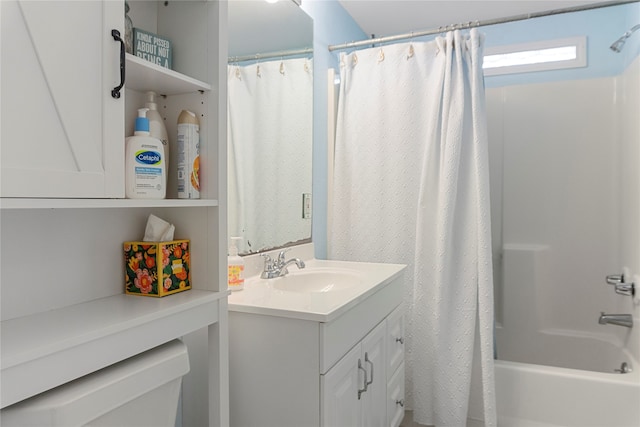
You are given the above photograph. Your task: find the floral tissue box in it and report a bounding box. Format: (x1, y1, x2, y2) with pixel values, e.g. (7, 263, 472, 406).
(124, 240, 191, 297)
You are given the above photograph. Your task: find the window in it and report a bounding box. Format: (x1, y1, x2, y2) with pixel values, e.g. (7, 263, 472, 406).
(483, 37, 587, 76)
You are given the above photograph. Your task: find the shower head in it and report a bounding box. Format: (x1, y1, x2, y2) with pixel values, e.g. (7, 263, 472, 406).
(610, 38, 626, 53)
(610, 24, 640, 53)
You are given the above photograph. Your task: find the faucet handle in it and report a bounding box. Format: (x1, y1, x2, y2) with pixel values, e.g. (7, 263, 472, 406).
(277, 249, 291, 263)
(606, 274, 624, 285)
(260, 253, 274, 268)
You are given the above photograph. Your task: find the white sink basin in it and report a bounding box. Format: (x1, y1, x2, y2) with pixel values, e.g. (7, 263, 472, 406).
(268, 269, 362, 293)
(229, 254, 406, 322)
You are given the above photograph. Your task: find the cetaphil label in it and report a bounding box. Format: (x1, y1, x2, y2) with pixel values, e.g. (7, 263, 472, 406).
(135, 150, 162, 165)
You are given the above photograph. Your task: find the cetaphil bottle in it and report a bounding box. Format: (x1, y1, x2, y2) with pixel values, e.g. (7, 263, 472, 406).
(125, 108, 167, 199)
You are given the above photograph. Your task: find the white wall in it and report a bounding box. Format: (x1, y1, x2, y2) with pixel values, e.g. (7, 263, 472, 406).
(488, 60, 639, 366)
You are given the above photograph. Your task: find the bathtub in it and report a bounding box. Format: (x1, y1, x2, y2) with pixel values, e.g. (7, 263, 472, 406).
(494, 359, 640, 427)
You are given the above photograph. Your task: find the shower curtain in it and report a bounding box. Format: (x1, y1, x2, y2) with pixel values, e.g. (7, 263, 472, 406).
(329, 29, 496, 427)
(228, 57, 313, 253)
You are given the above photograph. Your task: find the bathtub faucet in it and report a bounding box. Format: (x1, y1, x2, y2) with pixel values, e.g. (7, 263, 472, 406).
(599, 312, 633, 328)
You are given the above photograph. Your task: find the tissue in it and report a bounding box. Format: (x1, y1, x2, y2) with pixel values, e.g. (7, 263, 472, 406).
(124, 214, 190, 297)
(143, 214, 175, 241)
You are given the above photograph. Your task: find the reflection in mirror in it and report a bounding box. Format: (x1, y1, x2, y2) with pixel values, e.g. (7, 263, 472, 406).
(228, 0, 313, 255)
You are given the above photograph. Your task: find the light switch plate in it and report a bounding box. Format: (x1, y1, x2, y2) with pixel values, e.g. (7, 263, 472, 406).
(302, 193, 312, 219)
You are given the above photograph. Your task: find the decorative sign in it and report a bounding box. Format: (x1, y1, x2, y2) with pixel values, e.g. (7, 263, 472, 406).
(133, 28, 172, 69)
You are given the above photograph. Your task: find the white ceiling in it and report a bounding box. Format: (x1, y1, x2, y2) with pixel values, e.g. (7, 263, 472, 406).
(338, 0, 605, 37)
(228, 0, 312, 57)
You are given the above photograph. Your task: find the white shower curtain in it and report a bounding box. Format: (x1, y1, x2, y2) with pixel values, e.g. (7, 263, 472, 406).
(329, 29, 496, 427)
(228, 57, 313, 253)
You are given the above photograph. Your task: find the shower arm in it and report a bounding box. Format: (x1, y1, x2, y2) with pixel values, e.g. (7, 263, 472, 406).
(611, 23, 640, 52)
(621, 23, 640, 40)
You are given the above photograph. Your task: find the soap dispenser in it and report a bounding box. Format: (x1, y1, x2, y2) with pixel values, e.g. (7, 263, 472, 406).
(145, 91, 169, 171)
(125, 108, 166, 199)
(228, 236, 245, 291)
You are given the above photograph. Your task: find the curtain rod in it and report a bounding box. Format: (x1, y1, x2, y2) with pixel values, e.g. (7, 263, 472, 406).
(328, 0, 638, 52)
(229, 47, 313, 63)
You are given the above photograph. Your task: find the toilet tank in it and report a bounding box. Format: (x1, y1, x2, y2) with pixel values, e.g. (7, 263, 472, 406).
(1, 339, 190, 427)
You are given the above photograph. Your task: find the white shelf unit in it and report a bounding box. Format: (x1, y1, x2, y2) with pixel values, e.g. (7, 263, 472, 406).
(126, 53, 212, 95)
(0, 1, 229, 425)
(1, 290, 227, 408)
(0, 198, 219, 210)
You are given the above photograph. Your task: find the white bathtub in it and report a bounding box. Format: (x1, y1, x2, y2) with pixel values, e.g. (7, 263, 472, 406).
(494, 359, 640, 427)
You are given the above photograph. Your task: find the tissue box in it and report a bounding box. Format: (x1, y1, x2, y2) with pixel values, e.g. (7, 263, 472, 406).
(133, 28, 172, 69)
(124, 240, 190, 297)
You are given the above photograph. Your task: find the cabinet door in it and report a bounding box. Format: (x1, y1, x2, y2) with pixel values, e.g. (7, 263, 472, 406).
(387, 305, 405, 380)
(1, 0, 124, 198)
(387, 363, 405, 427)
(361, 321, 387, 427)
(322, 344, 363, 427)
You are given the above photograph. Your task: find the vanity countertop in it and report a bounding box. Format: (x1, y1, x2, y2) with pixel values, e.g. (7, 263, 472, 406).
(228, 258, 406, 322)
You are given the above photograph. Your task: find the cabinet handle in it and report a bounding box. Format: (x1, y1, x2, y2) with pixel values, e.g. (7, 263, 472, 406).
(396, 399, 405, 407)
(111, 29, 126, 99)
(396, 337, 404, 344)
(364, 352, 374, 386)
(357, 359, 368, 400)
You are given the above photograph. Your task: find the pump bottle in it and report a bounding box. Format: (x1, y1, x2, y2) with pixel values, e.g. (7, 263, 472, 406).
(228, 236, 245, 291)
(125, 108, 166, 199)
(145, 91, 169, 171)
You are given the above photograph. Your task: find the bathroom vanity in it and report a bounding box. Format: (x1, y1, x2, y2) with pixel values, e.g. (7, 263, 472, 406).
(228, 252, 406, 427)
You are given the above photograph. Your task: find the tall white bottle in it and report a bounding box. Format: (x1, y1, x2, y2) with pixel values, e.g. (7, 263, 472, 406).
(177, 110, 200, 199)
(125, 108, 166, 199)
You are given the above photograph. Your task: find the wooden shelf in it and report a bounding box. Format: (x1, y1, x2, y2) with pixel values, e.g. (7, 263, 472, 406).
(1, 290, 228, 408)
(125, 54, 211, 95)
(0, 198, 219, 209)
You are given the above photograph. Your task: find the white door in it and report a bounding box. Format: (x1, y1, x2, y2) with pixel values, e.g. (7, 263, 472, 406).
(322, 344, 363, 427)
(1, 0, 124, 198)
(361, 321, 387, 427)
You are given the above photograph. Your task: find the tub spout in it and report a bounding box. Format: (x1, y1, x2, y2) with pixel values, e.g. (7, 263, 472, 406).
(599, 312, 633, 328)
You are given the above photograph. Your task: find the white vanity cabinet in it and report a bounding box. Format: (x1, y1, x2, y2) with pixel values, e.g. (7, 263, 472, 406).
(322, 320, 387, 427)
(1, 0, 124, 198)
(1, 1, 229, 426)
(228, 265, 406, 427)
(322, 305, 406, 427)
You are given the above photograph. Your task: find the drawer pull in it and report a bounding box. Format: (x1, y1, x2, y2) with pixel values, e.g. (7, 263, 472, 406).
(365, 352, 374, 386)
(110, 29, 125, 99)
(395, 337, 404, 344)
(396, 399, 405, 407)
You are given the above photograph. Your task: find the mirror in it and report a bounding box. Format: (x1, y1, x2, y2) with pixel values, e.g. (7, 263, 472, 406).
(227, 0, 313, 255)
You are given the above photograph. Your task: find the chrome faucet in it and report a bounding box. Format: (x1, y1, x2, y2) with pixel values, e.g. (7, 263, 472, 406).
(260, 250, 305, 279)
(599, 312, 633, 328)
